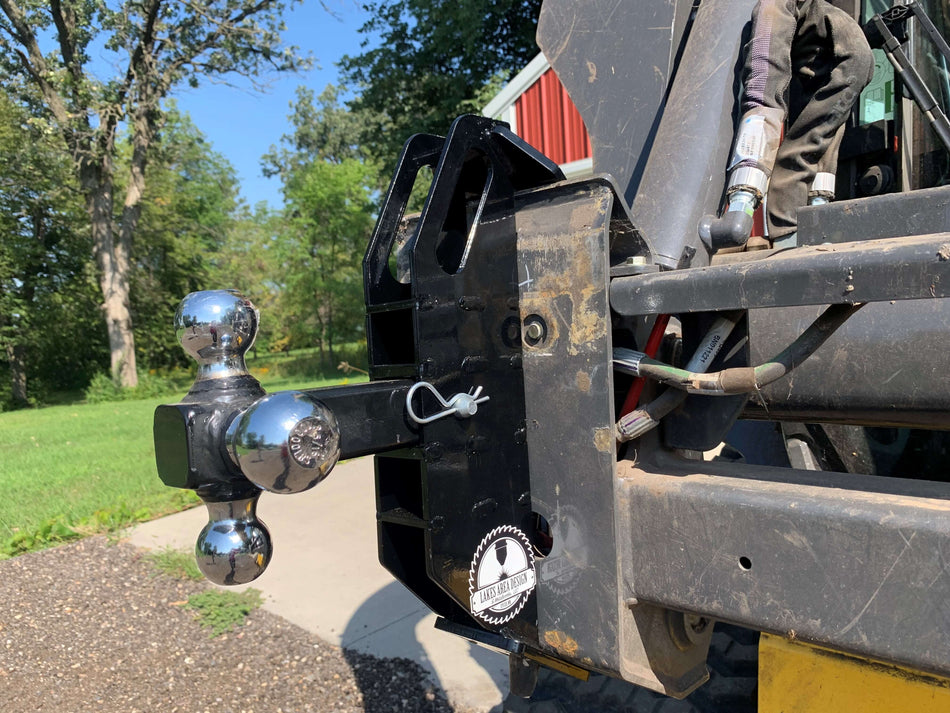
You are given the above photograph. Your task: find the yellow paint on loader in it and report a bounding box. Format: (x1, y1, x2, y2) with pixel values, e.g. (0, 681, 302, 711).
(759, 633, 950, 712)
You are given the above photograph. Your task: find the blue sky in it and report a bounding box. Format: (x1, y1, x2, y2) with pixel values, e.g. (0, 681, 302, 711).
(171, 1, 372, 210)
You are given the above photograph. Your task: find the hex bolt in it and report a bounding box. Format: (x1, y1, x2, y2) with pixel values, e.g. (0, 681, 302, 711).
(687, 614, 710, 635)
(525, 321, 544, 340)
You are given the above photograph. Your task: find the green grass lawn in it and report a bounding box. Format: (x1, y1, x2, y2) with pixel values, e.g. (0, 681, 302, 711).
(0, 372, 363, 556)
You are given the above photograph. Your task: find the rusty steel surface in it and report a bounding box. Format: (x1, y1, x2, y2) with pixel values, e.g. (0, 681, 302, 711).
(616, 453, 950, 678)
(517, 178, 620, 673)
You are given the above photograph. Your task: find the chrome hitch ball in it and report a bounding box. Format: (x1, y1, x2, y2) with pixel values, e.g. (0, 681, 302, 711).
(195, 497, 272, 586)
(227, 391, 341, 494)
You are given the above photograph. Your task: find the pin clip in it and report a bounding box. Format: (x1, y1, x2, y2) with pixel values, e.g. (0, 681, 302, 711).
(406, 381, 489, 425)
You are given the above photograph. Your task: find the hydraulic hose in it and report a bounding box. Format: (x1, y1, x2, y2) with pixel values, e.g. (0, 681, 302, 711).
(617, 311, 742, 441)
(619, 313, 671, 418)
(614, 303, 865, 396)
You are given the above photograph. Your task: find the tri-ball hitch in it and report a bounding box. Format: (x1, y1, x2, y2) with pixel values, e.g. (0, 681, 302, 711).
(153, 289, 342, 585)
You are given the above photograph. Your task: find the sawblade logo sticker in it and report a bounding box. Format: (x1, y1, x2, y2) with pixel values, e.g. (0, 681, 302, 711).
(540, 506, 586, 596)
(469, 525, 537, 625)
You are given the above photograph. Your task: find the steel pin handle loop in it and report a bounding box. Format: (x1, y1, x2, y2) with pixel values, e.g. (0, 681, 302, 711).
(406, 382, 490, 425)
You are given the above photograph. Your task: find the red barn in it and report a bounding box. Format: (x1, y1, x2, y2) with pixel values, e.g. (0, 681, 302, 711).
(483, 54, 593, 178)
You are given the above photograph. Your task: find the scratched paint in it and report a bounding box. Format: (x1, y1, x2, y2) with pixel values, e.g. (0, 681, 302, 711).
(575, 370, 592, 393)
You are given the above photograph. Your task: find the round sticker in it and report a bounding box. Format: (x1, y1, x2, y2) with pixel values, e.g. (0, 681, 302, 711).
(468, 525, 537, 625)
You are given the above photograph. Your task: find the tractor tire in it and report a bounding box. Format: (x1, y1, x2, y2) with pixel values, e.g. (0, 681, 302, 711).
(502, 624, 759, 713)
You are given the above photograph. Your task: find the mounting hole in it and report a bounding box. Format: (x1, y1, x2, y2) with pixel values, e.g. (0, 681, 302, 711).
(387, 166, 434, 285)
(529, 512, 553, 558)
(738, 556, 752, 571)
(435, 150, 490, 275)
(523, 315, 547, 346)
(501, 316, 522, 348)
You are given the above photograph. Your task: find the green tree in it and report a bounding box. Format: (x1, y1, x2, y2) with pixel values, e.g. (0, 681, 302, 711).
(254, 84, 380, 361)
(277, 158, 375, 363)
(340, 0, 542, 164)
(263, 84, 369, 177)
(129, 108, 241, 370)
(0, 90, 102, 406)
(0, 0, 307, 387)
(209, 202, 283, 356)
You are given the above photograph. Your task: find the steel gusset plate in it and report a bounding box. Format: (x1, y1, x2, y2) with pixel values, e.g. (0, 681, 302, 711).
(617, 452, 950, 678)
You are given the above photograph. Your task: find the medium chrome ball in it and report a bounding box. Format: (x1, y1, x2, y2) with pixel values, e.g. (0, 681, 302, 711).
(195, 496, 272, 586)
(175, 290, 258, 379)
(227, 391, 341, 494)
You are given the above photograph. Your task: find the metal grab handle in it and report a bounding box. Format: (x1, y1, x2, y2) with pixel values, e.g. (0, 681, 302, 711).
(406, 381, 490, 425)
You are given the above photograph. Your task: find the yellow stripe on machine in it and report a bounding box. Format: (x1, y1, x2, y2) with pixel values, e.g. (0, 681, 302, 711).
(759, 633, 950, 712)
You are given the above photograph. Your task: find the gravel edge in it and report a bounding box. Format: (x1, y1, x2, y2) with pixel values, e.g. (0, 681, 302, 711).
(0, 536, 484, 713)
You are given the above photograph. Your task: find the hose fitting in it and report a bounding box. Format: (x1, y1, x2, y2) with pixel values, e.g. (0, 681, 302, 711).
(700, 189, 759, 250)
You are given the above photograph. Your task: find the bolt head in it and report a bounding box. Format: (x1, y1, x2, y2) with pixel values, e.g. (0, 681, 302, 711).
(525, 321, 544, 341)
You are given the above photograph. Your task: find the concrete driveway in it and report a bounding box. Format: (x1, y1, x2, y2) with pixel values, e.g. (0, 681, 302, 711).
(129, 457, 509, 712)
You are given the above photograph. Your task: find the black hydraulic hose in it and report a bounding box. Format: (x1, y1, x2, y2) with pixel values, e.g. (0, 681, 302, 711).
(614, 303, 865, 396)
(616, 387, 688, 442)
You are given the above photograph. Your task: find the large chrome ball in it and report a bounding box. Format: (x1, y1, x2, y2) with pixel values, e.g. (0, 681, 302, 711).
(175, 290, 258, 379)
(195, 497, 272, 586)
(227, 391, 341, 494)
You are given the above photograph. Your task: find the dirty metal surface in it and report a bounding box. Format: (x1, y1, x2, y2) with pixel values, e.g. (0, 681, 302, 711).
(798, 184, 950, 246)
(629, 0, 757, 269)
(515, 179, 711, 697)
(617, 453, 950, 678)
(540, 0, 758, 269)
(537, 0, 686, 207)
(517, 178, 620, 674)
(610, 234, 950, 315)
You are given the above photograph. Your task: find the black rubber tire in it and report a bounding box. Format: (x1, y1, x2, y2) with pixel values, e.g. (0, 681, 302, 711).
(502, 624, 759, 713)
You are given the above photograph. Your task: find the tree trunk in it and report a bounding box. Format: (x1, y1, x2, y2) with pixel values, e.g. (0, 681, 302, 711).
(114, 106, 155, 383)
(327, 305, 335, 366)
(119, 109, 149, 256)
(82, 159, 138, 388)
(5, 343, 27, 406)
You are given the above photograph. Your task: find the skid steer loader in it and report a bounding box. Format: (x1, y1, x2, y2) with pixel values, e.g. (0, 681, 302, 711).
(153, 0, 950, 709)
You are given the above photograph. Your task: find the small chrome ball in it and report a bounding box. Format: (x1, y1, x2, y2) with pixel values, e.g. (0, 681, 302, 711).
(175, 290, 258, 379)
(195, 497, 272, 586)
(227, 391, 341, 494)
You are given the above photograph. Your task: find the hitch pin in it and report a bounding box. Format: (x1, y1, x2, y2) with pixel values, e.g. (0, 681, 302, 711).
(406, 381, 490, 425)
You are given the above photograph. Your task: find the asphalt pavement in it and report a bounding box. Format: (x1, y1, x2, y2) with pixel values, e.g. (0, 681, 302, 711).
(128, 456, 510, 712)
